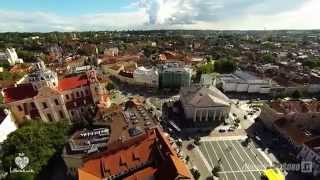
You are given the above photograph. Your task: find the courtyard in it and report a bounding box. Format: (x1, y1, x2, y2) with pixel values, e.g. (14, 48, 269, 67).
(197, 139, 272, 180)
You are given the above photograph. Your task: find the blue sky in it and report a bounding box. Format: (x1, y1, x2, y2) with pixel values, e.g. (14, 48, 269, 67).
(0, 0, 319, 32)
(1, 0, 134, 16)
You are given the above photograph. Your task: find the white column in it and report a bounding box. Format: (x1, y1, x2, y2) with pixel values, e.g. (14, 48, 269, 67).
(193, 109, 197, 122)
(205, 109, 209, 121)
(213, 110, 216, 121)
(199, 110, 203, 122)
(219, 111, 223, 121)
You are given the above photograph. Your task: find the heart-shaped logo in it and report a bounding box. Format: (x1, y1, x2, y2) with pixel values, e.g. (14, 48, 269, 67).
(15, 153, 29, 170)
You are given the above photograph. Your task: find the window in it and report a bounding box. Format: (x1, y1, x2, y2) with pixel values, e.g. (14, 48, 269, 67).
(65, 94, 69, 100)
(42, 102, 48, 109)
(85, 89, 90, 96)
(71, 111, 75, 117)
(31, 102, 36, 108)
(76, 92, 80, 97)
(59, 111, 64, 119)
(81, 91, 84, 97)
(54, 99, 59, 105)
(47, 113, 53, 122)
(17, 105, 23, 111)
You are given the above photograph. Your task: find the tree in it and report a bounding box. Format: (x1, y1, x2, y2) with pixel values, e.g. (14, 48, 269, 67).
(1, 121, 70, 179)
(212, 165, 222, 177)
(191, 169, 201, 180)
(185, 155, 190, 164)
(302, 58, 320, 68)
(16, 50, 36, 63)
(194, 136, 201, 146)
(242, 137, 251, 147)
(292, 90, 302, 99)
(262, 53, 274, 63)
(106, 83, 115, 91)
(214, 59, 237, 73)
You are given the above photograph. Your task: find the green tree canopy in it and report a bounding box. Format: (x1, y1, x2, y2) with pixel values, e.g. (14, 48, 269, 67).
(302, 58, 320, 68)
(214, 59, 237, 73)
(1, 121, 70, 179)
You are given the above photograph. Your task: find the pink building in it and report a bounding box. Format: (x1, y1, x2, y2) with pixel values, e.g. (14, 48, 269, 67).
(2, 62, 109, 125)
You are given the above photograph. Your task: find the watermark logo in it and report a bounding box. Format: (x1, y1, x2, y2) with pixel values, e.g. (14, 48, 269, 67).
(15, 153, 29, 170)
(242, 161, 313, 173)
(301, 161, 313, 173)
(10, 153, 34, 174)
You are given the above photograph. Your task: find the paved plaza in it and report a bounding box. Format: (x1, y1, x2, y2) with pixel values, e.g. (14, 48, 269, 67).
(197, 140, 272, 180)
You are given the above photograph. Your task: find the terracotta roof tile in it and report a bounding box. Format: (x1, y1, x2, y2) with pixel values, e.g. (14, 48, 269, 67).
(3, 83, 38, 103)
(58, 75, 89, 91)
(78, 128, 191, 180)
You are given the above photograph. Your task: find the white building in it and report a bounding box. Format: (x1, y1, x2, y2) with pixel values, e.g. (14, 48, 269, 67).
(0, 48, 24, 66)
(200, 74, 216, 86)
(180, 85, 231, 122)
(104, 47, 119, 57)
(133, 67, 159, 87)
(220, 70, 272, 94)
(26, 61, 58, 90)
(0, 109, 17, 143)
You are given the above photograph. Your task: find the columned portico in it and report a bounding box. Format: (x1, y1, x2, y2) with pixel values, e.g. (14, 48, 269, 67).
(192, 108, 227, 122)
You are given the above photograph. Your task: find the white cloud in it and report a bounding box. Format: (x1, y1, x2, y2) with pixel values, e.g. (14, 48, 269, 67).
(0, 0, 319, 32)
(0, 10, 148, 32)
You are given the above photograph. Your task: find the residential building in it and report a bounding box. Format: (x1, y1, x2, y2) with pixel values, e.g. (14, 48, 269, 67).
(259, 99, 320, 129)
(158, 63, 192, 89)
(259, 99, 320, 176)
(0, 48, 24, 66)
(104, 47, 119, 57)
(77, 128, 191, 180)
(272, 117, 320, 176)
(26, 61, 59, 90)
(220, 70, 272, 94)
(133, 66, 159, 87)
(63, 100, 160, 177)
(180, 85, 231, 123)
(0, 109, 17, 143)
(2, 63, 108, 124)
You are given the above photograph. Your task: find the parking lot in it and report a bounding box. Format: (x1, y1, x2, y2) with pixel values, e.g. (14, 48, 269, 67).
(198, 140, 272, 180)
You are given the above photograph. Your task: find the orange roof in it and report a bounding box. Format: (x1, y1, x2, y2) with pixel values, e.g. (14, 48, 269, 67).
(78, 128, 191, 180)
(274, 118, 319, 145)
(79, 130, 156, 179)
(58, 74, 89, 91)
(78, 168, 101, 180)
(124, 167, 157, 180)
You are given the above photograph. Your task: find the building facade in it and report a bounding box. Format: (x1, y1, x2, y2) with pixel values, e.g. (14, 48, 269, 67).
(180, 85, 231, 123)
(0, 48, 24, 66)
(133, 66, 159, 87)
(220, 70, 272, 94)
(159, 63, 192, 89)
(0, 109, 17, 143)
(2, 63, 108, 124)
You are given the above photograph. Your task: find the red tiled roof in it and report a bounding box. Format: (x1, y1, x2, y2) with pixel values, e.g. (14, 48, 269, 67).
(58, 75, 89, 91)
(78, 128, 191, 180)
(274, 118, 317, 145)
(3, 84, 38, 103)
(270, 100, 320, 114)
